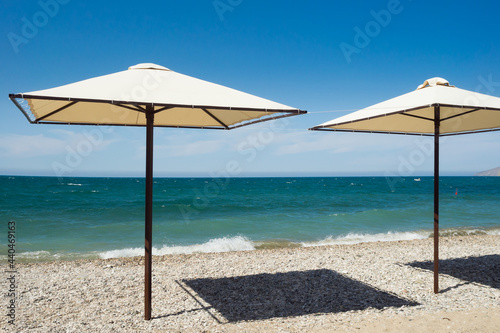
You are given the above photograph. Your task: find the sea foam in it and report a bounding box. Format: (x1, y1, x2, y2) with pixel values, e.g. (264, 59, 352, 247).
(301, 231, 428, 247)
(99, 236, 255, 259)
(11, 228, 500, 262)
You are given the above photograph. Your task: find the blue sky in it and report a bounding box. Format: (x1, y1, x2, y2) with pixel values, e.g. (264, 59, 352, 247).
(1, 0, 500, 177)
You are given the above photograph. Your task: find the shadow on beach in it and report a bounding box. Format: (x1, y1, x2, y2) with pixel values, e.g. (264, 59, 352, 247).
(408, 254, 500, 290)
(179, 269, 418, 322)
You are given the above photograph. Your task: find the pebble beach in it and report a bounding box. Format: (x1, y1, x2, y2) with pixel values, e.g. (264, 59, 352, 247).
(3, 235, 499, 332)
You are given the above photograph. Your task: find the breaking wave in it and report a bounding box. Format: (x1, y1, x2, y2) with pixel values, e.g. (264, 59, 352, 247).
(99, 236, 255, 259)
(8, 227, 500, 262)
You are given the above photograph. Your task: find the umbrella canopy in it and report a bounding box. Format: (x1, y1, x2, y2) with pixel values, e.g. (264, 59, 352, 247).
(310, 77, 500, 293)
(10, 63, 306, 320)
(11, 63, 303, 129)
(313, 78, 500, 135)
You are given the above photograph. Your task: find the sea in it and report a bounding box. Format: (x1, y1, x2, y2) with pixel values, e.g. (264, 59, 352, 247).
(1, 176, 499, 262)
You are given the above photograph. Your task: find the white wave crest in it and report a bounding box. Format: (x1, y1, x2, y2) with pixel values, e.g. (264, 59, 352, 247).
(301, 231, 428, 247)
(12, 250, 98, 262)
(99, 236, 255, 259)
(487, 229, 500, 236)
(17, 250, 58, 260)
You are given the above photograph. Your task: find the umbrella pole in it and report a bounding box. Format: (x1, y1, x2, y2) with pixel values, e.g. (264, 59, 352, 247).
(145, 105, 154, 320)
(433, 105, 440, 294)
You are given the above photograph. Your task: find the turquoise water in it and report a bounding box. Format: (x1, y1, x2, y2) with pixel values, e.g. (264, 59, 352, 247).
(1, 176, 499, 262)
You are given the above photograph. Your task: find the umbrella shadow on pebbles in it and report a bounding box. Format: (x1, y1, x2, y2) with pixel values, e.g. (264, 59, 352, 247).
(408, 254, 500, 290)
(180, 269, 418, 322)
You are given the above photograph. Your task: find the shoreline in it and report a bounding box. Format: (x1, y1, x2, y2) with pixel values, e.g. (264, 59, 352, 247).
(9, 225, 500, 263)
(3, 234, 499, 332)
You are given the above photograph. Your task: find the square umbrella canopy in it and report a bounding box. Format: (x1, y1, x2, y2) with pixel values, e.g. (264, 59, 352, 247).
(9, 63, 307, 320)
(310, 77, 500, 293)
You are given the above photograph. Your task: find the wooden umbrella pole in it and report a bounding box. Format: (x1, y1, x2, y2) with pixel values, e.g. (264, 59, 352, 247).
(145, 105, 154, 320)
(433, 105, 440, 294)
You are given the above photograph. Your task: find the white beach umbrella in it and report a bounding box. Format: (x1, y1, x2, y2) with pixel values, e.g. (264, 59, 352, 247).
(9, 63, 306, 320)
(310, 77, 500, 293)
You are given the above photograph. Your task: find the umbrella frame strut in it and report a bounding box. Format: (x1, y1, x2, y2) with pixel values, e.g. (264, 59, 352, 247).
(8, 94, 306, 130)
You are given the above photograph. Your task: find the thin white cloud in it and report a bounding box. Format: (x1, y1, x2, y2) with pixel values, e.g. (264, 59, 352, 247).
(157, 139, 226, 156)
(274, 133, 339, 155)
(0, 134, 66, 157)
(274, 131, 415, 155)
(0, 130, 117, 158)
(134, 131, 230, 158)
